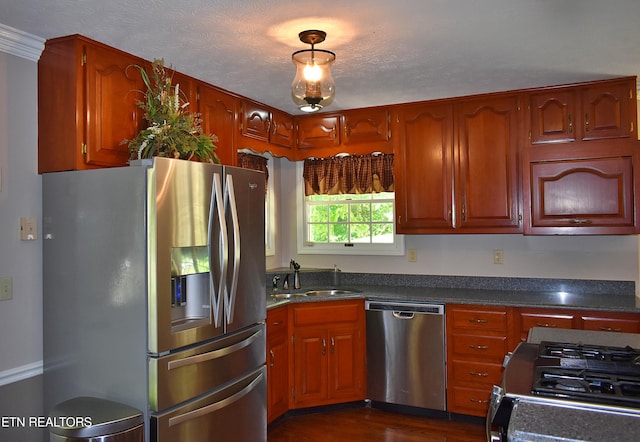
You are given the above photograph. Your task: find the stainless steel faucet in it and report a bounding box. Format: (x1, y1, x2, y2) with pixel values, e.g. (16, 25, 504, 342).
(290, 260, 301, 289)
(271, 275, 280, 290)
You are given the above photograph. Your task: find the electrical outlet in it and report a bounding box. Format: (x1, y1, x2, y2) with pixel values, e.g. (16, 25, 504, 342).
(407, 248, 417, 262)
(0, 276, 12, 301)
(493, 249, 504, 264)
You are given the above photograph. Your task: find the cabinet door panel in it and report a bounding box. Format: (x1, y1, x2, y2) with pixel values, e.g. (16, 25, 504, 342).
(581, 316, 640, 333)
(199, 84, 238, 165)
(530, 90, 577, 144)
(450, 333, 508, 362)
(456, 96, 520, 230)
(297, 115, 340, 150)
(530, 157, 634, 228)
(267, 336, 289, 422)
(582, 82, 632, 141)
(293, 328, 328, 407)
(395, 103, 454, 231)
(343, 108, 389, 145)
(270, 109, 295, 149)
(241, 101, 270, 142)
(84, 44, 143, 167)
(329, 326, 364, 401)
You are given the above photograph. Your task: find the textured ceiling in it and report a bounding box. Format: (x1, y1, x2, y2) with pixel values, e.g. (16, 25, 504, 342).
(1, 0, 640, 115)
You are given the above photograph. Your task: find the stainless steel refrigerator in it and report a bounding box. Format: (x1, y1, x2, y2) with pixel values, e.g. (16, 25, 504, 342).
(42, 157, 266, 442)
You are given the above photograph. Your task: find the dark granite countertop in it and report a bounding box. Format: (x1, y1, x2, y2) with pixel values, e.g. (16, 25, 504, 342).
(265, 271, 640, 312)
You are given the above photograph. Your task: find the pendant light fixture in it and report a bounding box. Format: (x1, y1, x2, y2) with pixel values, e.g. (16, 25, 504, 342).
(291, 30, 336, 113)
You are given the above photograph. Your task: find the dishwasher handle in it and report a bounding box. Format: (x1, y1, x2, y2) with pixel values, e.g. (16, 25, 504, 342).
(365, 300, 445, 315)
(392, 311, 415, 319)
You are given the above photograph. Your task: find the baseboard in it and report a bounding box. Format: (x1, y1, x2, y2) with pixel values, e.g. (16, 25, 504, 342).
(0, 361, 43, 387)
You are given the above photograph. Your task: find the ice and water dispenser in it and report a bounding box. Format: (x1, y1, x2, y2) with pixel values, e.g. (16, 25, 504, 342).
(170, 246, 212, 330)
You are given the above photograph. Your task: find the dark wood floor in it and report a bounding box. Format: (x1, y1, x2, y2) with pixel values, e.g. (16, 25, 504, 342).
(268, 406, 487, 442)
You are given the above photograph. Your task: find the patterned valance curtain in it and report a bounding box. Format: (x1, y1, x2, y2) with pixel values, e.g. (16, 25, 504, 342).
(303, 153, 394, 196)
(237, 152, 269, 193)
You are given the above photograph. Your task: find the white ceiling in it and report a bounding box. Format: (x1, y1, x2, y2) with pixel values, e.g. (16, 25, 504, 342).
(1, 0, 640, 115)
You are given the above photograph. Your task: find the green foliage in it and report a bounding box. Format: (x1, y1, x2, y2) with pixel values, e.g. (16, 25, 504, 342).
(123, 59, 220, 163)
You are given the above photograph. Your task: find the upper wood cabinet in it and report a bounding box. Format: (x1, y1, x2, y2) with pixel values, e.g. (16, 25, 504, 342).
(198, 83, 239, 166)
(528, 156, 637, 233)
(294, 108, 393, 159)
(527, 77, 636, 146)
(342, 108, 390, 147)
(238, 100, 295, 158)
(38, 35, 146, 173)
(296, 114, 341, 153)
(394, 94, 522, 234)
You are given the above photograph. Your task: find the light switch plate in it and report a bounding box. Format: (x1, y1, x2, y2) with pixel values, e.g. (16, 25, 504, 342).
(20, 217, 37, 240)
(0, 276, 12, 301)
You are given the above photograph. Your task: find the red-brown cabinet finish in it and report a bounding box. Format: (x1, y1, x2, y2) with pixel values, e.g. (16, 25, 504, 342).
(198, 83, 239, 166)
(296, 115, 341, 155)
(528, 77, 636, 146)
(238, 101, 295, 158)
(38, 35, 146, 173)
(394, 94, 521, 234)
(342, 108, 390, 147)
(266, 306, 289, 423)
(290, 300, 366, 409)
(528, 156, 636, 234)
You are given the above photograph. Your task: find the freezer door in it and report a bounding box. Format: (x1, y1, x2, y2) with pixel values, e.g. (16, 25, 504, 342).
(151, 366, 267, 442)
(221, 166, 266, 334)
(150, 158, 224, 354)
(149, 324, 265, 411)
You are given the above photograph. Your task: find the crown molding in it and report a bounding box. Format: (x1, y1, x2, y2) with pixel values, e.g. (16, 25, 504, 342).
(0, 23, 45, 62)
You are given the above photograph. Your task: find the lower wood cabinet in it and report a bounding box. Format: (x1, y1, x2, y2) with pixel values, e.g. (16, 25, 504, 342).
(266, 306, 289, 423)
(446, 304, 510, 417)
(290, 300, 366, 409)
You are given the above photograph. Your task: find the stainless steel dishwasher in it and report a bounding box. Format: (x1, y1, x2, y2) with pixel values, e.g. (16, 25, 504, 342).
(365, 300, 446, 410)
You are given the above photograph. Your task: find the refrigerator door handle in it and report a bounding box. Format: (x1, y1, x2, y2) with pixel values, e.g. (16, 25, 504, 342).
(167, 370, 265, 428)
(167, 329, 263, 370)
(210, 172, 227, 328)
(223, 173, 241, 325)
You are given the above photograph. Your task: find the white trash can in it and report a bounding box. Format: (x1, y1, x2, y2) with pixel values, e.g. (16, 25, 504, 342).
(49, 397, 143, 441)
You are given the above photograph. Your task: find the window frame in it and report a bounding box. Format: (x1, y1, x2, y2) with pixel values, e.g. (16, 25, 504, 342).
(296, 162, 404, 256)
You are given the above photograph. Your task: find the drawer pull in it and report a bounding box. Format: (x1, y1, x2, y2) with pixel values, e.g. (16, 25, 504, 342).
(269, 349, 275, 367)
(271, 321, 283, 326)
(470, 398, 489, 404)
(600, 327, 622, 332)
(468, 318, 488, 324)
(469, 344, 489, 350)
(535, 322, 558, 328)
(469, 371, 489, 377)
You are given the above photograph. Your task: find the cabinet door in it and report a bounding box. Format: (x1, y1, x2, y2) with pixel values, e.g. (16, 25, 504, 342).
(84, 43, 144, 167)
(529, 90, 577, 144)
(394, 103, 454, 232)
(342, 108, 390, 145)
(293, 327, 328, 407)
(296, 115, 341, 152)
(529, 156, 635, 232)
(456, 95, 521, 231)
(198, 84, 238, 165)
(241, 100, 271, 142)
(581, 80, 634, 141)
(270, 109, 295, 149)
(328, 325, 365, 401)
(267, 335, 289, 422)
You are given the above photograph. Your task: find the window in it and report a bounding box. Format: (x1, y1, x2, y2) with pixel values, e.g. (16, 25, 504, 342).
(297, 163, 404, 255)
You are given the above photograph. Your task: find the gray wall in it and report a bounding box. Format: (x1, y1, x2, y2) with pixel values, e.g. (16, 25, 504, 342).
(0, 30, 44, 441)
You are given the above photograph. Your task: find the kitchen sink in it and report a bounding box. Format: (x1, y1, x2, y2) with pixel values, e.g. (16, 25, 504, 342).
(271, 293, 306, 299)
(304, 289, 360, 296)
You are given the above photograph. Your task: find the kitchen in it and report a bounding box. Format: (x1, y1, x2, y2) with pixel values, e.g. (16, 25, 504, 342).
(2, 1, 640, 441)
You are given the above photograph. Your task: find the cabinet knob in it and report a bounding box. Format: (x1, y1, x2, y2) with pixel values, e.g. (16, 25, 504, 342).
(585, 113, 590, 132)
(568, 114, 573, 133)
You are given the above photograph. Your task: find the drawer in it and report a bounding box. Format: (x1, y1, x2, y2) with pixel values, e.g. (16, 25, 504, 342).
(450, 333, 508, 361)
(450, 360, 503, 386)
(581, 316, 640, 333)
(520, 312, 575, 331)
(449, 307, 507, 332)
(267, 306, 288, 335)
(447, 385, 491, 417)
(293, 301, 361, 326)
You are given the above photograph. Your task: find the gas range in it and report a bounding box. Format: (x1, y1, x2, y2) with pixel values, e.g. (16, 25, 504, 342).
(531, 341, 640, 407)
(487, 340, 640, 441)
